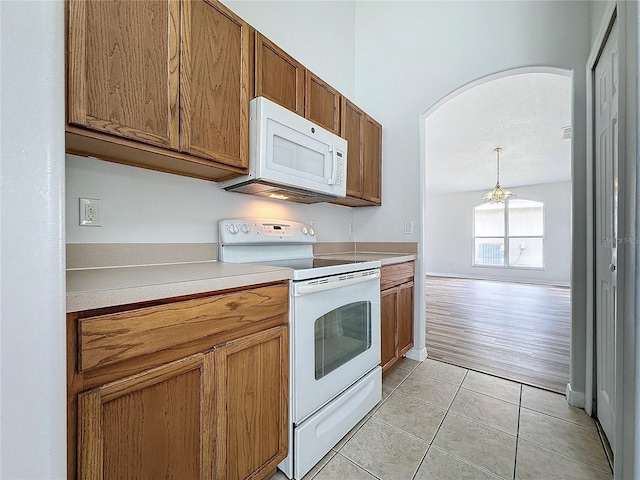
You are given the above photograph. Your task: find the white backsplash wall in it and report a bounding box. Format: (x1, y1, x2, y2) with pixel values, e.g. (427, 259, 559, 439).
(66, 154, 355, 244)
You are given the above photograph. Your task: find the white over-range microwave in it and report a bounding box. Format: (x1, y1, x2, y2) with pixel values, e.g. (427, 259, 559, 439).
(219, 96, 347, 203)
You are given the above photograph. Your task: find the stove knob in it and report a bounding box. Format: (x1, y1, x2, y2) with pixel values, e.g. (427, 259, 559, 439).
(240, 223, 251, 234)
(228, 224, 239, 235)
(309, 227, 315, 236)
(301, 226, 309, 235)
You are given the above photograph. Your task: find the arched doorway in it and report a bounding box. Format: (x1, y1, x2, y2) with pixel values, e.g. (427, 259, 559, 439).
(419, 68, 573, 392)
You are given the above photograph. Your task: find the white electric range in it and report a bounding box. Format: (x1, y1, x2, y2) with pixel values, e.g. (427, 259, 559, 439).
(219, 218, 382, 479)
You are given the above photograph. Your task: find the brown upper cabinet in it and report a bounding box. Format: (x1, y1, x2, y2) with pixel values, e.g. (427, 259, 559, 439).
(66, 0, 250, 180)
(362, 115, 383, 204)
(305, 72, 341, 135)
(333, 98, 382, 206)
(254, 32, 305, 116)
(254, 33, 341, 135)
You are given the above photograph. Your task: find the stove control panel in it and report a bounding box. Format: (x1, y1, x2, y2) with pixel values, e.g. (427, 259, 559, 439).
(219, 218, 317, 245)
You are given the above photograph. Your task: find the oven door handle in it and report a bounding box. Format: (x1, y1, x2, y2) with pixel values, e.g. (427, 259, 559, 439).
(295, 271, 380, 296)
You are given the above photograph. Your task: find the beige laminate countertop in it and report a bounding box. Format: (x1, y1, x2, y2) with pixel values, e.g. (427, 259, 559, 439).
(316, 252, 417, 266)
(66, 261, 293, 313)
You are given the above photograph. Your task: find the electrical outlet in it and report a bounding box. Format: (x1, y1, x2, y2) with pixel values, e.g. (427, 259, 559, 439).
(404, 220, 413, 235)
(348, 223, 355, 235)
(310, 219, 317, 228)
(80, 198, 102, 226)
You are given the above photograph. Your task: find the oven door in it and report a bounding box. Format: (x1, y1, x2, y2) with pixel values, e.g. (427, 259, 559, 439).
(291, 269, 381, 423)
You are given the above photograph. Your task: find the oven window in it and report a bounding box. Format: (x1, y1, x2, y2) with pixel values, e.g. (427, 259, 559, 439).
(314, 301, 372, 380)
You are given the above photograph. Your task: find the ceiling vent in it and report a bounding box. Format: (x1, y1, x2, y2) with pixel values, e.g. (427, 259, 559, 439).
(562, 126, 572, 140)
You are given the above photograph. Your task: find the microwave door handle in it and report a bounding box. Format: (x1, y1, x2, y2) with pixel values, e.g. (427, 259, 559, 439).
(328, 146, 337, 185)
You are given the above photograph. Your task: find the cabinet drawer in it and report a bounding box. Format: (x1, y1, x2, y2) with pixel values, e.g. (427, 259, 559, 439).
(380, 261, 414, 290)
(78, 284, 288, 372)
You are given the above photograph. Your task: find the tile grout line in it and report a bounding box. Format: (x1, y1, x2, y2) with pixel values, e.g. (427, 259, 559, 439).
(513, 383, 523, 480)
(410, 367, 469, 480)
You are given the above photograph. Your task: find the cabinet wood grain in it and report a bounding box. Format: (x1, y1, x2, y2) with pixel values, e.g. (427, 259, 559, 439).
(305, 72, 341, 134)
(215, 326, 289, 479)
(333, 99, 382, 207)
(79, 283, 287, 372)
(255, 32, 305, 115)
(380, 289, 397, 371)
(181, 0, 249, 167)
(363, 115, 382, 204)
(78, 353, 214, 480)
(68, 0, 180, 149)
(397, 281, 414, 356)
(342, 99, 364, 198)
(380, 262, 414, 373)
(68, 282, 289, 480)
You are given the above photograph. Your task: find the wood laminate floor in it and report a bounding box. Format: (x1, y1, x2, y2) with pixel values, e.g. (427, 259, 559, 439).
(426, 276, 570, 393)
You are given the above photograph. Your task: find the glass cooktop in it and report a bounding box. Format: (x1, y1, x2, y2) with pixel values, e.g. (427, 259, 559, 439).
(251, 257, 381, 281)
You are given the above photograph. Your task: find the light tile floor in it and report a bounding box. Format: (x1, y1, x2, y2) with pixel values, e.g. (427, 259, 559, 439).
(273, 358, 613, 480)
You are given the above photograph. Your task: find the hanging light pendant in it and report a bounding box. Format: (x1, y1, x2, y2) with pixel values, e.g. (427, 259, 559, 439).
(482, 147, 514, 203)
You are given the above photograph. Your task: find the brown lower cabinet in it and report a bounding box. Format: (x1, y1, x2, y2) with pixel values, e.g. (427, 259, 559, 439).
(380, 262, 415, 373)
(68, 282, 289, 480)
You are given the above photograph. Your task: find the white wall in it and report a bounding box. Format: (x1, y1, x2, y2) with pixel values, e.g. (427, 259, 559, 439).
(0, 1, 66, 478)
(426, 182, 572, 285)
(351, 0, 591, 392)
(66, 155, 354, 244)
(65, 1, 358, 246)
(352, 1, 589, 243)
(222, 0, 356, 100)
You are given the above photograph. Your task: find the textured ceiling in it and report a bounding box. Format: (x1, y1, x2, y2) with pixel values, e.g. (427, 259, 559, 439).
(426, 72, 572, 194)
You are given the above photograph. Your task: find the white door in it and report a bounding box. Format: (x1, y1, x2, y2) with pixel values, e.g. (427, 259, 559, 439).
(594, 18, 618, 451)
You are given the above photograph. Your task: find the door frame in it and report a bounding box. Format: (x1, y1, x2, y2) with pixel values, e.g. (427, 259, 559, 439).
(585, 2, 637, 478)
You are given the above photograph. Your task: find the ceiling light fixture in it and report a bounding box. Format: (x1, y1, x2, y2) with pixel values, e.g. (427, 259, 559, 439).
(482, 147, 513, 203)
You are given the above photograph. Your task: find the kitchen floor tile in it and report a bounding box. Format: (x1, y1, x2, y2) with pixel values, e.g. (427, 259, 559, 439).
(382, 366, 412, 389)
(312, 453, 376, 480)
(518, 407, 610, 471)
(301, 450, 336, 480)
(433, 412, 516, 479)
(461, 370, 521, 404)
(414, 358, 468, 386)
(397, 371, 459, 409)
(288, 360, 612, 480)
(340, 417, 428, 480)
(333, 413, 370, 452)
(449, 387, 519, 435)
(515, 439, 613, 479)
(373, 390, 447, 443)
(414, 446, 500, 480)
(395, 356, 420, 371)
(521, 384, 596, 430)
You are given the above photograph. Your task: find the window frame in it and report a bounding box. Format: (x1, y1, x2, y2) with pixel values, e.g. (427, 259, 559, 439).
(472, 199, 545, 270)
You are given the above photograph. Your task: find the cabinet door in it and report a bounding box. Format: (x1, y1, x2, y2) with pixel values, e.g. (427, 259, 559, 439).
(362, 115, 382, 205)
(305, 72, 341, 134)
(397, 281, 414, 356)
(380, 289, 398, 373)
(181, 0, 250, 168)
(255, 33, 305, 115)
(341, 99, 365, 198)
(67, 0, 180, 149)
(77, 353, 214, 480)
(214, 326, 289, 480)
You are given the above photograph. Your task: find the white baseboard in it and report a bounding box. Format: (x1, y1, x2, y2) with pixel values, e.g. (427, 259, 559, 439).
(425, 272, 570, 288)
(566, 383, 586, 408)
(406, 346, 427, 362)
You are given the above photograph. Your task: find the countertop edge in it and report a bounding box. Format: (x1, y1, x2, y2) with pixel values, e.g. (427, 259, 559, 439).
(66, 267, 293, 313)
